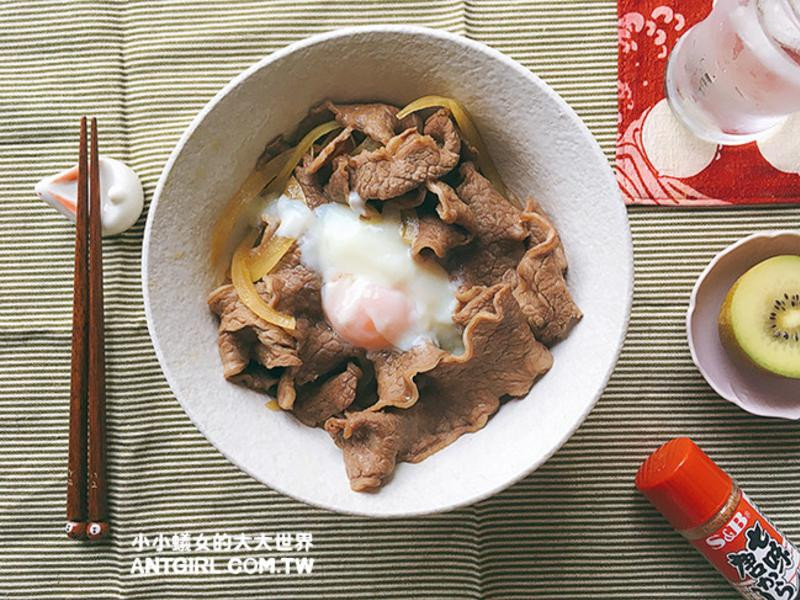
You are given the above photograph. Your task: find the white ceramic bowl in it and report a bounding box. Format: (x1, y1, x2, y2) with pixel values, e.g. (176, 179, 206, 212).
(687, 230, 800, 419)
(142, 26, 632, 516)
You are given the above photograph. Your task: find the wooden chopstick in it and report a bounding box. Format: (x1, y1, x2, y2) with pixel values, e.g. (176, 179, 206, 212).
(66, 117, 89, 540)
(86, 117, 110, 541)
(66, 117, 110, 541)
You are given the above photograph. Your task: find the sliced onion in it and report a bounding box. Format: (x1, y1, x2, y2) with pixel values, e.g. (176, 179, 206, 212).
(350, 137, 381, 155)
(210, 121, 341, 279)
(209, 148, 291, 277)
(247, 234, 295, 282)
(231, 233, 296, 331)
(265, 120, 342, 201)
(397, 95, 507, 196)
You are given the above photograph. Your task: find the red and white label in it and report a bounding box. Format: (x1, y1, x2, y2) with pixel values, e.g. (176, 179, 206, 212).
(690, 494, 800, 600)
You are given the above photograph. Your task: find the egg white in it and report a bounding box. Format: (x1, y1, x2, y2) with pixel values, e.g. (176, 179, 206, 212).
(262, 194, 461, 352)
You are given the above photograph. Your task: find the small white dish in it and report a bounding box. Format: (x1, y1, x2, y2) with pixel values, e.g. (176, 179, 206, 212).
(687, 230, 800, 420)
(142, 26, 633, 516)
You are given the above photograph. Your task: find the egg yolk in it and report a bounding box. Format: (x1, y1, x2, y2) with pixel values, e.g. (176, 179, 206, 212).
(322, 276, 415, 351)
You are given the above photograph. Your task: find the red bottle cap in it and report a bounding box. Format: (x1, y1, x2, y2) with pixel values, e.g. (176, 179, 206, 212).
(635, 437, 733, 532)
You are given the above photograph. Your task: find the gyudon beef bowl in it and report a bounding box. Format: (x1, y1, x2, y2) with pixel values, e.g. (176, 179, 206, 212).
(143, 26, 632, 516)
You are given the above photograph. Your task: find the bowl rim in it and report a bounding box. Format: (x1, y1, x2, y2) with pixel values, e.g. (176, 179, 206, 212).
(686, 229, 800, 419)
(142, 24, 633, 516)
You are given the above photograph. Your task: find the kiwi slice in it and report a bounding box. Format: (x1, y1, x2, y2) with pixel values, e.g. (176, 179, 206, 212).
(718, 255, 800, 379)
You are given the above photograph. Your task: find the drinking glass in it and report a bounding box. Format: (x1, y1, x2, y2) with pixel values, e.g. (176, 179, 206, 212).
(666, 0, 800, 144)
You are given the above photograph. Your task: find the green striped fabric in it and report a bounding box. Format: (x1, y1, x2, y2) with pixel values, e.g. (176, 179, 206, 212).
(1, 1, 799, 598)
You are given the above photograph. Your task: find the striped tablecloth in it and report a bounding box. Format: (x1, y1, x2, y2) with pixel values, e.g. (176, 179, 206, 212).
(2, 1, 799, 598)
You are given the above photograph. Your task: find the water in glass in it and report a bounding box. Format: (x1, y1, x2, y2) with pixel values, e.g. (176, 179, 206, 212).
(666, 0, 800, 144)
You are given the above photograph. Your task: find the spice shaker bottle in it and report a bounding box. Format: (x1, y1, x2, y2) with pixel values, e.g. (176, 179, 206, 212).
(636, 437, 800, 599)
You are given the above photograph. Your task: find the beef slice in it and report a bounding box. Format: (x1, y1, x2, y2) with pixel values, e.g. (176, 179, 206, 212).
(423, 108, 461, 158)
(324, 155, 350, 204)
(325, 284, 552, 491)
(292, 362, 362, 427)
(367, 343, 445, 411)
(448, 239, 526, 288)
(410, 212, 472, 259)
(294, 154, 330, 209)
(456, 162, 527, 242)
(426, 180, 477, 232)
(208, 284, 300, 372)
(306, 126, 354, 174)
(512, 204, 582, 344)
(290, 319, 362, 386)
(256, 246, 323, 319)
(324, 100, 420, 143)
(349, 129, 460, 200)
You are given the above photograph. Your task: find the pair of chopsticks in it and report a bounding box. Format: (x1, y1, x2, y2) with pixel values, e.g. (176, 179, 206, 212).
(66, 117, 109, 541)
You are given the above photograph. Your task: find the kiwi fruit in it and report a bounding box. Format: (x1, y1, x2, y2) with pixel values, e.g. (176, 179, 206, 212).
(718, 255, 800, 379)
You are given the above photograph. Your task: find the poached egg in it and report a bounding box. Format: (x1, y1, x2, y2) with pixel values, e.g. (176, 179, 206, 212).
(262, 194, 461, 352)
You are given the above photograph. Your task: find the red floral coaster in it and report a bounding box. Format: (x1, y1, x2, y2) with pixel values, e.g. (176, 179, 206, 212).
(617, 0, 800, 206)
